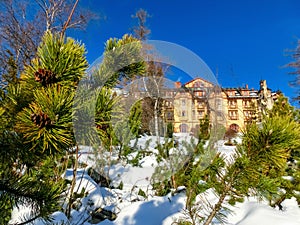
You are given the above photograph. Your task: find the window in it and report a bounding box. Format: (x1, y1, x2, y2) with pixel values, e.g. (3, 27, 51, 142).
(165, 100, 173, 108)
(197, 100, 205, 108)
(228, 110, 238, 120)
(192, 110, 196, 119)
(180, 124, 188, 133)
(182, 99, 186, 106)
(216, 99, 222, 111)
(194, 81, 204, 88)
(228, 100, 237, 109)
(192, 102, 195, 109)
(243, 100, 251, 108)
(182, 110, 186, 117)
(195, 91, 205, 97)
(194, 82, 200, 87)
(166, 91, 174, 98)
(244, 110, 254, 120)
(242, 90, 249, 96)
(198, 110, 204, 119)
(166, 112, 173, 120)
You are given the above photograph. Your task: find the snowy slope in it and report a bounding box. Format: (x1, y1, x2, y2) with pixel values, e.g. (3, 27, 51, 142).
(9, 135, 300, 225)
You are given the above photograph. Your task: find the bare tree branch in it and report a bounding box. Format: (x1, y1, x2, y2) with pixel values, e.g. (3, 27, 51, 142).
(61, 0, 79, 38)
(0, 0, 98, 87)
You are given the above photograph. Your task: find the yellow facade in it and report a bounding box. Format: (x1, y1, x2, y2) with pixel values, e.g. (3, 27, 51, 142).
(162, 78, 275, 134)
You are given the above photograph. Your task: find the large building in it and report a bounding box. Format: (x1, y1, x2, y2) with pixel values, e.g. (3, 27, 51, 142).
(118, 77, 278, 135)
(161, 78, 277, 134)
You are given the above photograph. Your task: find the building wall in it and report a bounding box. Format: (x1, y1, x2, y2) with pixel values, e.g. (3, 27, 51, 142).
(172, 78, 213, 133)
(162, 78, 275, 134)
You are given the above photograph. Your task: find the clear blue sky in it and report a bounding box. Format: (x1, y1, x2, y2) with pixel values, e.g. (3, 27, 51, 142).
(68, 0, 300, 104)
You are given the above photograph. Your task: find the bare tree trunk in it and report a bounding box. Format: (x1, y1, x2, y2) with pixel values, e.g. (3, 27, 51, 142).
(66, 145, 79, 218)
(154, 97, 160, 143)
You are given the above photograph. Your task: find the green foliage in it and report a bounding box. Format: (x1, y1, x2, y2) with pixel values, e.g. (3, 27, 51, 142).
(92, 34, 146, 88)
(127, 140, 152, 166)
(16, 85, 75, 155)
(0, 162, 65, 223)
(166, 122, 174, 138)
(114, 119, 134, 159)
(198, 114, 210, 142)
(265, 95, 300, 206)
(1, 54, 19, 87)
(22, 32, 87, 89)
(178, 108, 300, 224)
(151, 113, 211, 198)
(128, 150, 144, 167)
(138, 188, 147, 198)
(0, 196, 13, 224)
(0, 84, 33, 131)
(268, 93, 299, 120)
(0, 31, 88, 223)
(240, 115, 300, 174)
(95, 87, 120, 149)
(152, 135, 210, 198)
(129, 100, 142, 137)
(152, 179, 172, 196)
(155, 138, 175, 162)
(1, 30, 145, 224)
(117, 181, 124, 190)
(234, 113, 300, 207)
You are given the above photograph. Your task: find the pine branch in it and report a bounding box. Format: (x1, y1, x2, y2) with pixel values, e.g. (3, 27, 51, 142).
(203, 185, 230, 225)
(0, 170, 63, 223)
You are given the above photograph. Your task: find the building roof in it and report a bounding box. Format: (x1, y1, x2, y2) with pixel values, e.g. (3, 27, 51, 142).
(183, 77, 215, 87)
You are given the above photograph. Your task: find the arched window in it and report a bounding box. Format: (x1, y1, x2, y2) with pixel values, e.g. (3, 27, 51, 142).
(180, 124, 188, 133)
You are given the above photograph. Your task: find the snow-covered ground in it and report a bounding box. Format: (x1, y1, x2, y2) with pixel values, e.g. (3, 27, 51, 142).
(9, 134, 300, 225)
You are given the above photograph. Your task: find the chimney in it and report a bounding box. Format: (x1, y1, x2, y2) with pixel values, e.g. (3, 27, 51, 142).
(245, 84, 248, 89)
(175, 81, 181, 89)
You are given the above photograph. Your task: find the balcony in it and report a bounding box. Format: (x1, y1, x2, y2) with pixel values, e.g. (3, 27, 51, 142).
(228, 104, 237, 109)
(243, 105, 251, 109)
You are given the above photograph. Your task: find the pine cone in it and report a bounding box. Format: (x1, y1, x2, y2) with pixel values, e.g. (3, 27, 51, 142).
(34, 68, 57, 86)
(30, 112, 52, 129)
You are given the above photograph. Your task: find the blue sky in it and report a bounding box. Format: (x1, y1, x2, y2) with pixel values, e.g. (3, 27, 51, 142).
(69, 0, 300, 104)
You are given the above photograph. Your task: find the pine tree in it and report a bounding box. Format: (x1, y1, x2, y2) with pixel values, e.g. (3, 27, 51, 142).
(0, 31, 88, 223)
(267, 93, 300, 207)
(91, 34, 146, 89)
(177, 107, 300, 224)
(129, 100, 142, 139)
(1, 20, 147, 224)
(198, 113, 300, 225)
(113, 99, 143, 159)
